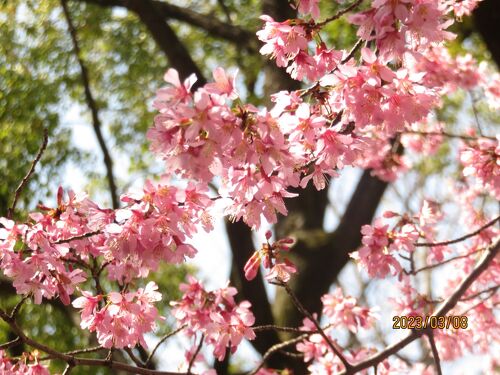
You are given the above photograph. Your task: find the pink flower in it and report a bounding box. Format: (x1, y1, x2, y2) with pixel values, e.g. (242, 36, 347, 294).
(0, 350, 50, 375)
(322, 288, 378, 332)
(460, 137, 500, 200)
(244, 235, 296, 282)
(257, 15, 308, 68)
(296, 0, 320, 19)
(265, 259, 297, 282)
(171, 277, 255, 361)
(72, 285, 163, 349)
(154, 68, 196, 105)
(205, 67, 239, 99)
(351, 219, 403, 278)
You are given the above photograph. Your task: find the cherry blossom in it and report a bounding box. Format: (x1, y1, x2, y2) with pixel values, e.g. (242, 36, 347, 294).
(72, 282, 163, 349)
(0, 351, 49, 375)
(460, 137, 500, 200)
(322, 288, 378, 332)
(244, 231, 296, 282)
(171, 276, 255, 361)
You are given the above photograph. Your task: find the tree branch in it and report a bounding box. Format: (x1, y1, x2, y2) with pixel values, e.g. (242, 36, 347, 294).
(73, 0, 256, 51)
(337, 238, 499, 374)
(0, 309, 185, 375)
(61, 0, 120, 209)
(7, 128, 48, 219)
(124, 1, 207, 87)
(278, 280, 352, 370)
(415, 215, 500, 247)
(427, 331, 442, 375)
(145, 325, 186, 367)
(225, 219, 279, 358)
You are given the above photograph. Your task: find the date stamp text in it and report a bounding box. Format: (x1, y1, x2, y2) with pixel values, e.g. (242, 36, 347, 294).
(392, 315, 468, 329)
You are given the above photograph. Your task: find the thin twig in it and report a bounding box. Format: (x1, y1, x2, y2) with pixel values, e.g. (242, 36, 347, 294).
(7, 128, 48, 219)
(253, 324, 306, 333)
(278, 280, 352, 370)
(248, 333, 309, 375)
(426, 332, 442, 375)
(460, 284, 500, 302)
(125, 347, 145, 367)
(62, 364, 73, 375)
(469, 90, 484, 136)
(64, 345, 105, 356)
(10, 295, 29, 318)
(406, 247, 485, 275)
(0, 336, 21, 350)
(145, 325, 187, 367)
(403, 130, 495, 141)
(60, 0, 119, 209)
(414, 215, 500, 247)
(340, 38, 363, 64)
(187, 334, 204, 374)
(53, 231, 101, 244)
(316, 0, 364, 27)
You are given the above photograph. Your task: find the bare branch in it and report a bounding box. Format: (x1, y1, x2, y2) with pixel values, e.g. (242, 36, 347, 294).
(125, 347, 145, 367)
(0, 336, 21, 351)
(278, 280, 352, 371)
(253, 325, 305, 334)
(145, 325, 187, 367)
(248, 333, 309, 375)
(402, 130, 496, 141)
(73, 0, 257, 50)
(427, 332, 442, 375)
(53, 230, 102, 244)
(62, 364, 74, 375)
(7, 128, 48, 219)
(316, 0, 365, 27)
(460, 284, 500, 302)
(316, 0, 363, 27)
(415, 215, 500, 247)
(187, 334, 204, 374)
(406, 247, 485, 275)
(61, 0, 119, 209)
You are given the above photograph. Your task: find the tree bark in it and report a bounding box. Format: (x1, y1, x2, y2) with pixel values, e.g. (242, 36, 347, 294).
(474, 0, 500, 68)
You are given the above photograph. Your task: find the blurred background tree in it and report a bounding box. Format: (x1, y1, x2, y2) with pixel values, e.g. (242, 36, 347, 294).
(0, 0, 498, 373)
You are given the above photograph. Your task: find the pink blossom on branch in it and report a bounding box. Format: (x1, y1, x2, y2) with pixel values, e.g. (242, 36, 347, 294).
(170, 277, 255, 361)
(243, 231, 297, 282)
(0, 351, 49, 375)
(72, 282, 163, 349)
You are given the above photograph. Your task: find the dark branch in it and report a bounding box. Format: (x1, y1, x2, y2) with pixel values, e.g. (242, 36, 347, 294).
(7, 128, 48, 219)
(415, 215, 500, 247)
(125, 1, 207, 87)
(0, 308, 185, 375)
(61, 0, 120, 209)
(226, 219, 279, 357)
(427, 331, 442, 375)
(73, 0, 257, 51)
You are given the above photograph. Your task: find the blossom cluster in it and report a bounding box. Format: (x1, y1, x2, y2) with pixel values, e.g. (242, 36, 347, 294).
(460, 137, 500, 200)
(0, 182, 212, 349)
(170, 276, 255, 361)
(296, 288, 378, 373)
(0, 0, 498, 371)
(0, 351, 49, 375)
(351, 200, 447, 278)
(72, 281, 163, 348)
